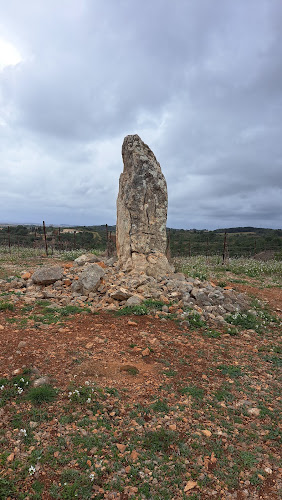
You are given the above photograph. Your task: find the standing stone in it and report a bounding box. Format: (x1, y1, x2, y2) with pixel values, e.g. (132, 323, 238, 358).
(116, 134, 174, 277)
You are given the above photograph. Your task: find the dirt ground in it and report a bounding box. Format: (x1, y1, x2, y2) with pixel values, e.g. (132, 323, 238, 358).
(0, 262, 281, 499)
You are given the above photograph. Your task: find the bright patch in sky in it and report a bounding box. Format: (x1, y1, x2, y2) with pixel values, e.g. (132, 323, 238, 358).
(0, 38, 22, 70)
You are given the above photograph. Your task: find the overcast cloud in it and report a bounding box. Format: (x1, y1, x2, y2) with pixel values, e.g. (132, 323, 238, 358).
(0, 0, 281, 229)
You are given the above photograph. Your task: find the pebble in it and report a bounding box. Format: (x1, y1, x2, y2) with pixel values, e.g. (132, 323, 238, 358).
(247, 407, 261, 417)
(33, 376, 50, 387)
(141, 348, 150, 357)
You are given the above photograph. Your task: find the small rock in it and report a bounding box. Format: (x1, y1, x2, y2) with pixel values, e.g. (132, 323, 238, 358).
(141, 348, 150, 357)
(29, 421, 39, 429)
(130, 450, 138, 461)
(18, 341, 27, 349)
(110, 288, 131, 301)
(247, 407, 261, 417)
(116, 443, 126, 453)
(21, 272, 31, 280)
(128, 320, 137, 326)
(184, 480, 197, 492)
(7, 453, 15, 462)
(12, 368, 23, 376)
(33, 376, 50, 388)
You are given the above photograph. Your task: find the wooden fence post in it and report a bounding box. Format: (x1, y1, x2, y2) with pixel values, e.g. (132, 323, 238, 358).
(43, 221, 48, 256)
(166, 229, 171, 260)
(206, 237, 209, 263)
(222, 231, 228, 264)
(105, 224, 109, 256)
(8, 226, 11, 253)
(58, 227, 62, 250)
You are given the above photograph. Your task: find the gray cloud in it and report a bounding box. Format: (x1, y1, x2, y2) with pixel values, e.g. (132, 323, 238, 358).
(0, 0, 281, 228)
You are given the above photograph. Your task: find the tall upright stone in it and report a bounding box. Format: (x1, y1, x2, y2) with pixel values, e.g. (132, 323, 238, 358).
(116, 134, 174, 277)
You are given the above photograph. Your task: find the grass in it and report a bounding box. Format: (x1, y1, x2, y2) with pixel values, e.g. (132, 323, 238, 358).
(120, 365, 139, 375)
(183, 310, 206, 329)
(10, 301, 92, 328)
(225, 304, 280, 334)
(217, 364, 243, 378)
(115, 299, 167, 317)
(178, 385, 205, 399)
(175, 255, 282, 285)
(142, 428, 178, 453)
(27, 385, 57, 405)
(115, 304, 149, 316)
(0, 300, 14, 311)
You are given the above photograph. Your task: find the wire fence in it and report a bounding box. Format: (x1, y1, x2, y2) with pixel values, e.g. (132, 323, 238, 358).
(0, 223, 281, 262)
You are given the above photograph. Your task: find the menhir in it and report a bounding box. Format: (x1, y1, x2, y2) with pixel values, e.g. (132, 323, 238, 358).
(116, 134, 174, 277)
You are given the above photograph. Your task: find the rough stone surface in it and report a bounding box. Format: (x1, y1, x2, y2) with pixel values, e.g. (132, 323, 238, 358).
(33, 376, 50, 387)
(76, 263, 105, 295)
(74, 253, 100, 266)
(116, 134, 174, 276)
(32, 266, 63, 285)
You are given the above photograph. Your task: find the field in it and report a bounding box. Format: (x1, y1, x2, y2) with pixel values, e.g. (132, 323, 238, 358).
(0, 249, 281, 499)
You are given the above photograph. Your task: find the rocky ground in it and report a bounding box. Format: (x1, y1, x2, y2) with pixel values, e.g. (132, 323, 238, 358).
(0, 253, 281, 499)
(0, 252, 253, 328)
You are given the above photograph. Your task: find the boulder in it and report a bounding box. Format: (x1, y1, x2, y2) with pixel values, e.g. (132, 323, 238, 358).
(74, 253, 101, 266)
(126, 295, 143, 306)
(76, 264, 105, 295)
(116, 134, 174, 276)
(110, 288, 131, 301)
(32, 266, 63, 285)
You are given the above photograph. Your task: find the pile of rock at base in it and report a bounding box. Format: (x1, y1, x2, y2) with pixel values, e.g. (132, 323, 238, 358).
(0, 253, 250, 327)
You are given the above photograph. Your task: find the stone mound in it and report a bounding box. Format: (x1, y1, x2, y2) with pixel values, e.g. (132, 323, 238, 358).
(0, 253, 251, 329)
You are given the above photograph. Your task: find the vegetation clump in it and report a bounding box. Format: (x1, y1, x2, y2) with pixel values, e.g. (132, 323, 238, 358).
(27, 384, 57, 405)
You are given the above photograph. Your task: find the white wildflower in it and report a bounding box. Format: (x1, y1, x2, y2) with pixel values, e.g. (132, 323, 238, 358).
(28, 465, 36, 475)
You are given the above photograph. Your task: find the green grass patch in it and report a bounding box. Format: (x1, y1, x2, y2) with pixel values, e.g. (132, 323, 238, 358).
(178, 385, 205, 399)
(0, 300, 14, 311)
(203, 329, 221, 338)
(143, 428, 178, 453)
(217, 364, 243, 378)
(150, 399, 170, 413)
(27, 385, 57, 405)
(184, 310, 206, 329)
(115, 304, 148, 316)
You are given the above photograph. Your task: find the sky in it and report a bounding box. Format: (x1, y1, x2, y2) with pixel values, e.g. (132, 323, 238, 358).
(0, 0, 281, 230)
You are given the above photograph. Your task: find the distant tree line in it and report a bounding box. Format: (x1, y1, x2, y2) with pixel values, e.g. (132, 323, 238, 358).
(0, 224, 281, 258)
(168, 227, 282, 258)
